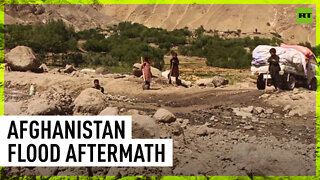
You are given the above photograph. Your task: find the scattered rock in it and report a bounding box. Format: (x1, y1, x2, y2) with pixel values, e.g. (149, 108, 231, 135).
(5, 46, 41, 71)
(132, 115, 159, 138)
(284, 105, 291, 111)
(265, 109, 273, 114)
(99, 107, 118, 115)
(171, 123, 183, 136)
(212, 76, 229, 87)
(181, 79, 192, 87)
(162, 70, 191, 87)
(196, 125, 213, 136)
(195, 78, 214, 87)
(180, 119, 189, 128)
(259, 113, 267, 118)
(27, 90, 73, 115)
(39, 63, 49, 72)
(95, 67, 109, 75)
(62, 64, 76, 73)
(232, 107, 253, 119)
(27, 98, 60, 115)
(123, 109, 145, 115)
(288, 110, 297, 117)
(80, 68, 96, 74)
(251, 117, 259, 123)
(73, 88, 108, 115)
(244, 125, 254, 130)
(195, 76, 228, 87)
(259, 94, 270, 99)
(153, 108, 176, 123)
(254, 107, 264, 114)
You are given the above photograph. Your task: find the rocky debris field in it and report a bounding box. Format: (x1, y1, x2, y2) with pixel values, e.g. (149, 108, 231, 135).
(3, 66, 316, 176)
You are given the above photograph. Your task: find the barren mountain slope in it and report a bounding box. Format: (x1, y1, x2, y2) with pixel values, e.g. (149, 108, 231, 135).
(97, 4, 316, 45)
(4, 4, 316, 45)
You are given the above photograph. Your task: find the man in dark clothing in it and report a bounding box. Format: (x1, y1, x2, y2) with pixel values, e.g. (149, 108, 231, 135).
(268, 48, 282, 92)
(169, 52, 180, 85)
(93, 79, 104, 93)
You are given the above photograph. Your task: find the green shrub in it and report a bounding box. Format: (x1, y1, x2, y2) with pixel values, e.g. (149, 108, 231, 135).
(77, 28, 105, 40)
(5, 19, 77, 53)
(83, 32, 165, 69)
(179, 35, 282, 69)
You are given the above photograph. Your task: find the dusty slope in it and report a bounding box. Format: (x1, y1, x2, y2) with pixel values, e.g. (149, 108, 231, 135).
(4, 4, 316, 45)
(98, 4, 316, 45)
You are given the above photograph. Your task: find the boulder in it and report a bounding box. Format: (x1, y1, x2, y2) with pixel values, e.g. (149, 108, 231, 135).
(99, 107, 118, 115)
(244, 125, 254, 130)
(62, 64, 76, 73)
(196, 125, 214, 136)
(39, 63, 49, 72)
(123, 109, 146, 115)
(5, 46, 41, 71)
(26, 90, 73, 115)
(212, 76, 228, 87)
(195, 76, 228, 87)
(196, 126, 209, 136)
(96, 67, 109, 75)
(195, 78, 214, 87)
(181, 79, 192, 87)
(162, 70, 171, 80)
(73, 88, 108, 115)
(162, 70, 192, 87)
(153, 108, 176, 123)
(133, 63, 162, 78)
(232, 107, 253, 119)
(133, 68, 143, 77)
(80, 68, 96, 74)
(132, 115, 159, 138)
(27, 98, 60, 115)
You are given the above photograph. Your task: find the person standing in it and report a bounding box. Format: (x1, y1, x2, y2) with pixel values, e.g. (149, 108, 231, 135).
(140, 56, 152, 90)
(268, 48, 282, 92)
(169, 52, 180, 85)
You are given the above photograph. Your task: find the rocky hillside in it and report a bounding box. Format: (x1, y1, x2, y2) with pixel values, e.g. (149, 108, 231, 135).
(4, 4, 316, 45)
(4, 4, 118, 31)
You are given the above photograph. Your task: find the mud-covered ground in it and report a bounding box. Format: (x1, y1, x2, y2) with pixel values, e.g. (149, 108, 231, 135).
(3, 67, 316, 176)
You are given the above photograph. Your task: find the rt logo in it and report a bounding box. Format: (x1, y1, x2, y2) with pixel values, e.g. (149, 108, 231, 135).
(297, 8, 312, 23)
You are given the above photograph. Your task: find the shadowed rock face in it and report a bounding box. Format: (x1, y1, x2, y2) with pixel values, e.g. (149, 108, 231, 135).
(4, 4, 316, 45)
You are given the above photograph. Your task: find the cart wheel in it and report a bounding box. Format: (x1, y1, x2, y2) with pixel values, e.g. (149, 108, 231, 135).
(309, 77, 317, 91)
(286, 75, 295, 90)
(257, 74, 266, 90)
